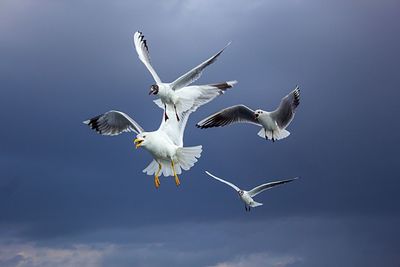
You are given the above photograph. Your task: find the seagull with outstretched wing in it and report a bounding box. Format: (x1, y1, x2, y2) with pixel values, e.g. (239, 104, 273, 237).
(133, 31, 236, 121)
(205, 171, 298, 211)
(83, 105, 202, 189)
(197, 86, 300, 142)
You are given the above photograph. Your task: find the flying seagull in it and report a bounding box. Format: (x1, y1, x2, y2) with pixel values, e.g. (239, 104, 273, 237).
(197, 86, 300, 142)
(83, 105, 201, 188)
(205, 171, 298, 211)
(133, 31, 236, 121)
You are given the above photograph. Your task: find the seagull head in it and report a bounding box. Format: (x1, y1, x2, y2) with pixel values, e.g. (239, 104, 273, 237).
(238, 190, 244, 196)
(254, 110, 263, 119)
(134, 133, 149, 149)
(149, 84, 159, 95)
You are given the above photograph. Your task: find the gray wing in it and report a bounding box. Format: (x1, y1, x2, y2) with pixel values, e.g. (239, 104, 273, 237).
(133, 31, 162, 83)
(248, 177, 298, 197)
(270, 86, 300, 129)
(205, 171, 240, 192)
(170, 42, 231, 91)
(196, 105, 260, 129)
(83, 110, 144, 136)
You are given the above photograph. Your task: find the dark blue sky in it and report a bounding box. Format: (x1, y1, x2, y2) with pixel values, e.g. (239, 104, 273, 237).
(1, 0, 399, 266)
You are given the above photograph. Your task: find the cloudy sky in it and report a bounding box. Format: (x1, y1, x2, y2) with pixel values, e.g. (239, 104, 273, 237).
(1, 0, 399, 266)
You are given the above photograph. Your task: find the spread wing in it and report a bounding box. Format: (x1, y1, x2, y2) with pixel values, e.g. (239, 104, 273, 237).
(205, 171, 240, 192)
(170, 42, 231, 91)
(175, 80, 237, 112)
(83, 110, 144, 136)
(157, 81, 237, 146)
(158, 105, 193, 147)
(133, 31, 162, 83)
(248, 177, 298, 198)
(270, 86, 300, 129)
(196, 105, 260, 129)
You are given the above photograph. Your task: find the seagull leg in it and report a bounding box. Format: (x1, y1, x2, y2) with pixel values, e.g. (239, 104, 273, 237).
(164, 104, 169, 121)
(265, 130, 268, 140)
(171, 160, 180, 186)
(174, 104, 180, 121)
(154, 162, 162, 188)
(272, 131, 275, 142)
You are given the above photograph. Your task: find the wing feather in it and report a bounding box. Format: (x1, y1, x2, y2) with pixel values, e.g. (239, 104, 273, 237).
(205, 171, 240, 192)
(83, 110, 144, 136)
(170, 42, 231, 90)
(248, 177, 298, 197)
(158, 105, 192, 147)
(196, 105, 260, 129)
(270, 86, 300, 129)
(133, 31, 162, 83)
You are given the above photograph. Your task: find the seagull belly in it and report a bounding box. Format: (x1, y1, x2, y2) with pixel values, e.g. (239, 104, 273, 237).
(259, 113, 278, 131)
(145, 135, 177, 161)
(241, 193, 253, 205)
(158, 85, 176, 105)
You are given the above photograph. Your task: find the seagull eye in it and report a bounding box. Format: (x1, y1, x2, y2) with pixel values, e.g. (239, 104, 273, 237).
(143, 135, 146, 138)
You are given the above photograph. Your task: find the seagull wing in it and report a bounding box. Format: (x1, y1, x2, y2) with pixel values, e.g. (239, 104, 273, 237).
(205, 171, 240, 192)
(196, 105, 260, 129)
(158, 105, 193, 146)
(83, 110, 144, 136)
(248, 177, 298, 197)
(270, 86, 300, 129)
(170, 42, 230, 91)
(174, 80, 237, 112)
(133, 31, 162, 83)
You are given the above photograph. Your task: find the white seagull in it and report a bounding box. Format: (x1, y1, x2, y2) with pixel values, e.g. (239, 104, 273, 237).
(133, 31, 236, 121)
(205, 171, 298, 211)
(83, 105, 201, 188)
(197, 86, 300, 142)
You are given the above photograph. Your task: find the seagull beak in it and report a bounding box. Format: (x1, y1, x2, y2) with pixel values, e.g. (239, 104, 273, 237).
(254, 113, 259, 119)
(134, 138, 144, 149)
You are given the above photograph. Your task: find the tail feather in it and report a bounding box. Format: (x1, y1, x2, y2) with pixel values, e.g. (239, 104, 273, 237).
(143, 159, 183, 177)
(250, 201, 263, 208)
(257, 128, 290, 141)
(143, 160, 159, 176)
(176, 145, 202, 171)
(143, 145, 202, 177)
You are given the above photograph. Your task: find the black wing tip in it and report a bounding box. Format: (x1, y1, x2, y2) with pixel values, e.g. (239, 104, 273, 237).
(83, 115, 104, 134)
(211, 80, 237, 92)
(293, 86, 300, 107)
(196, 120, 218, 129)
(136, 31, 149, 50)
(196, 123, 208, 129)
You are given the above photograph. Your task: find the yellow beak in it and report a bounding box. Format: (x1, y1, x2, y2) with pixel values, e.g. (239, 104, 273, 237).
(134, 138, 144, 149)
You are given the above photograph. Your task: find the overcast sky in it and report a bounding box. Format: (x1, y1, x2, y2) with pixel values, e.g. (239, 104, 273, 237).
(1, 0, 399, 266)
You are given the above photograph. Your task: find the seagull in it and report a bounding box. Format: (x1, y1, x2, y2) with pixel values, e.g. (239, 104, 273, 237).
(133, 31, 236, 122)
(205, 171, 298, 211)
(196, 86, 300, 142)
(83, 106, 202, 188)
